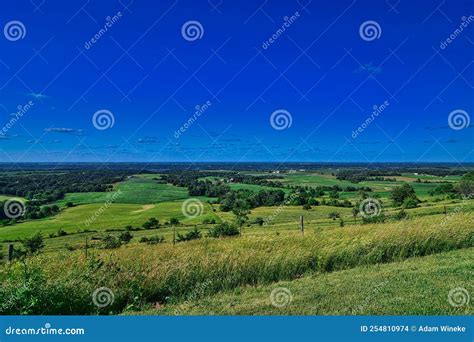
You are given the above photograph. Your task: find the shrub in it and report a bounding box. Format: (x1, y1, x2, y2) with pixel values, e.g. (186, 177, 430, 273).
(303, 203, 312, 210)
(139, 236, 165, 245)
(22, 232, 45, 255)
(207, 222, 239, 238)
(390, 184, 420, 206)
(176, 227, 201, 243)
(328, 212, 340, 220)
(119, 231, 133, 244)
(169, 218, 180, 225)
(100, 235, 122, 249)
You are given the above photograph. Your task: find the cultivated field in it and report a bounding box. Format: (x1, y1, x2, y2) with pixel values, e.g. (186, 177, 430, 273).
(0, 167, 473, 315)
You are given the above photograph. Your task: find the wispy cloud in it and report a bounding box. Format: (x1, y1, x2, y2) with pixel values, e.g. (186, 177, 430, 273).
(353, 62, 382, 75)
(44, 127, 84, 135)
(28, 92, 48, 100)
(137, 137, 158, 144)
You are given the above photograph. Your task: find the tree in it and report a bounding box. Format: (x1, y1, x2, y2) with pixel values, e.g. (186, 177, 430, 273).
(22, 232, 45, 254)
(169, 217, 180, 225)
(390, 184, 419, 207)
(232, 200, 250, 234)
(458, 172, 474, 198)
(119, 231, 133, 243)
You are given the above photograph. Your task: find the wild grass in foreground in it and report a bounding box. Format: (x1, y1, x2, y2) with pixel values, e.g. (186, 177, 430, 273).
(0, 213, 472, 315)
(140, 247, 473, 316)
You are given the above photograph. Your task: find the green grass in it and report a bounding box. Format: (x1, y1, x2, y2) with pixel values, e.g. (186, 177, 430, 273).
(0, 200, 219, 241)
(141, 247, 473, 315)
(1, 212, 472, 314)
(55, 177, 191, 206)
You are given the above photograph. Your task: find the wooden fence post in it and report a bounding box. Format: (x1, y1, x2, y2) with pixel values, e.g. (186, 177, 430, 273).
(8, 244, 14, 261)
(300, 215, 304, 236)
(85, 237, 88, 258)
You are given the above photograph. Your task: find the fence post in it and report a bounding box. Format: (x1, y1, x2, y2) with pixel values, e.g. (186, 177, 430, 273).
(300, 215, 304, 236)
(173, 226, 176, 245)
(8, 244, 14, 261)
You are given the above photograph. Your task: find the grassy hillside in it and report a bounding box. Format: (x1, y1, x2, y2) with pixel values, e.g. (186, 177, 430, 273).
(1, 212, 472, 314)
(141, 247, 473, 315)
(0, 200, 219, 241)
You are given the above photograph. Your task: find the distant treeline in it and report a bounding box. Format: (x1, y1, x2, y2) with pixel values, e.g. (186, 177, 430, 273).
(0, 170, 130, 204)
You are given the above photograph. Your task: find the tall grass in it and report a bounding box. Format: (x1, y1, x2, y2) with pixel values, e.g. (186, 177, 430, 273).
(0, 213, 472, 315)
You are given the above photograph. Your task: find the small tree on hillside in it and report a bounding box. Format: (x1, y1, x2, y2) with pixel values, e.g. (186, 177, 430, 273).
(390, 183, 420, 207)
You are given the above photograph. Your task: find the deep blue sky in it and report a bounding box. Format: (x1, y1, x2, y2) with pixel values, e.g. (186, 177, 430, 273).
(0, 0, 472, 162)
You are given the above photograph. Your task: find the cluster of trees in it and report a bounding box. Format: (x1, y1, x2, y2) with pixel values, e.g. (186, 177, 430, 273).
(0, 170, 129, 204)
(220, 189, 285, 211)
(336, 170, 401, 183)
(390, 184, 420, 208)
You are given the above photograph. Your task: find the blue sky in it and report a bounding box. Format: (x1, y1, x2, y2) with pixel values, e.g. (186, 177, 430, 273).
(0, 0, 472, 162)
